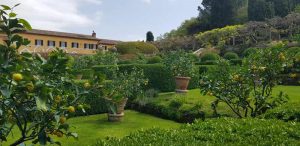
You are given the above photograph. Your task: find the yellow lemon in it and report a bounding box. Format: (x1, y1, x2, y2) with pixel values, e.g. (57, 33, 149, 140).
(68, 106, 75, 113)
(12, 73, 23, 81)
(84, 82, 91, 89)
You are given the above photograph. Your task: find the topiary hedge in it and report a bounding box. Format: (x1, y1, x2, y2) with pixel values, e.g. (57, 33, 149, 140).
(129, 99, 205, 123)
(116, 42, 159, 55)
(95, 118, 300, 146)
(93, 64, 208, 92)
(262, 103, 300, 122)
(224, 52, 239, 60)
(200, 53, 220, 62)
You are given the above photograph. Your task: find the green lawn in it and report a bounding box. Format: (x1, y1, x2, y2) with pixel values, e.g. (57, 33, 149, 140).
(154, 86, 300, 117)
(4, 110, 180, 146)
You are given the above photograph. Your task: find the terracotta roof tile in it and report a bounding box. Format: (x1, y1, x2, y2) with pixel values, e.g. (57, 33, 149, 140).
(20, 29, 120, 45)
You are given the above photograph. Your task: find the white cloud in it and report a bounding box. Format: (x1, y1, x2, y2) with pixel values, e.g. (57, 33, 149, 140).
(2, 0, 103, 31)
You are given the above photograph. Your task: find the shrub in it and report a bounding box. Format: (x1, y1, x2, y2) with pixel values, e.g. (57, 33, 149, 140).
(147, 56, 162, 64)
(224, 52, 239, 60)
(95, 118, 300, 145)
(262, 103, 300, 122)
(81, 69, 94, 79)
(93, 64, 200, 92)
(116, 42, 159, 55)
(242, 47, 258, 57)
(230, 59, 243, 65)
(200, 53, 220, 63)
(169, 98, 184, 109)
(130, 100, 205, 123)
(199, 65, 217, 74)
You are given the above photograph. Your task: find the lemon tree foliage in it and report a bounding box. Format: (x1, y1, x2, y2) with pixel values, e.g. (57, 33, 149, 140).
(103, 67, 148, 114)
(0, 5, 88, 145)
(163, 50, 196, 77)
(200, 45, 293, 118)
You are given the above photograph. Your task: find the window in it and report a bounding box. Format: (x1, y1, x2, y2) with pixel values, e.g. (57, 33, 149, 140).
(35, 40, 43, 46)
(59, 41, 67, 48)
(48, 40, 55, 47)
(89, 44, 96, 50)
(84, 43, 89, 49)
(72, 42, 79, 48)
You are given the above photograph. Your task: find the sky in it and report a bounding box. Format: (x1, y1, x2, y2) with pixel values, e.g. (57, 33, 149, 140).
(2, 0, 200, 41)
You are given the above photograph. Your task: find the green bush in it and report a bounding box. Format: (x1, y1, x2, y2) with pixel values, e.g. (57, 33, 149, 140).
(95, 118, 300, 146)
(224, 52, 239, 60)
(93, 64, 200, 92)
(199, 65, 217, 74)
(262, 103, 300, 122)
(81, 69, 94, 79)
(147, 56, 162, 64)
(130, 100, 205, 123)
(243, 47, 258, 57)
(200, 53, 220, 63)
(116, 42, 159, 55)
(230, 59, 243, 65)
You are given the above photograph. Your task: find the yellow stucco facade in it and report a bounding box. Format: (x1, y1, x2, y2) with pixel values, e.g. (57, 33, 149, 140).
(0, 29, 119, 55)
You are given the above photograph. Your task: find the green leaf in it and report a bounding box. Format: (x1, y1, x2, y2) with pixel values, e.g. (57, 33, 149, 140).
(19, 19, 32, 30)
(14, 3, 21, 8)
(35, 96, 48, 111)
(9, 12, 17, 18)
(0, 5, 11, 10)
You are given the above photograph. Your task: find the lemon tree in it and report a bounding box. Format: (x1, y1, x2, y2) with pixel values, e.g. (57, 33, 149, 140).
(0, 4, 87, 145)
(200, 45, 293, 118)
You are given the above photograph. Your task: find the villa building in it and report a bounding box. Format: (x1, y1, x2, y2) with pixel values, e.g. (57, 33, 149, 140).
(0, 29, 120, 55)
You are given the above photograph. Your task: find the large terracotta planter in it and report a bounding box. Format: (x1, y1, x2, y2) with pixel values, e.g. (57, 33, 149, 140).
(107, 98, 128, 122)
(175, 76, 191, 93)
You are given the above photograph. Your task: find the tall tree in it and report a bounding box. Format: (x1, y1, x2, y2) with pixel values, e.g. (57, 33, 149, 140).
(210, 0, 236, 28)
(248, 0, 275, 21)
(146, 31, 154, 42)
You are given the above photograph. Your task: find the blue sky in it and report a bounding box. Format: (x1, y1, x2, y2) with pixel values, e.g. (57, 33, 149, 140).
(3, 0, 200, 41)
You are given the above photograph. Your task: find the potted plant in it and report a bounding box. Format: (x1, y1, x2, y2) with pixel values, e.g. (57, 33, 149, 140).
(164, 50, 195, 93)
(103, 67, 148, 122)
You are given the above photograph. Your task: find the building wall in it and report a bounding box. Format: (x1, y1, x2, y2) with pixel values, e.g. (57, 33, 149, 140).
(20, 33, 101, 55)
(0, 33, 116, 55)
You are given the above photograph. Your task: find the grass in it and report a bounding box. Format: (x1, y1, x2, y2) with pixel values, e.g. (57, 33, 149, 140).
(4, 110, 180, 146)
(152, 86, 300, 118)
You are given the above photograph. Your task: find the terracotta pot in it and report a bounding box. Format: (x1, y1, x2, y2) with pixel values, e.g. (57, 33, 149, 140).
(108, 113, 124, 122)
(175, 76, 191, 93)
(107, 98, 128, 122)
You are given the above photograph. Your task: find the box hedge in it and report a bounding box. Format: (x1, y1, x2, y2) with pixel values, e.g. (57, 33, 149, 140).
(95, 118, 300, 146)
(93, 64, 215, 92)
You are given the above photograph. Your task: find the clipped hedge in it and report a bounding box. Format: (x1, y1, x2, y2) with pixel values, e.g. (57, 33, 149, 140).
(116, 42, 159, 55)
(224, 52, 239, 60)
(93, 64, 209, 92)
(129, 100, 205, 123)
(262, 103, 300, 122)
(95, 118, 300, 146)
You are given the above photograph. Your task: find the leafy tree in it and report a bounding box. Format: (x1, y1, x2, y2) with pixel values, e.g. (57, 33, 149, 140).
(146, 31, 154, 42)
(0, 4, 92, 145)
(210, 0, 236, 28)
(200, 46, 293, 118)
(248, 0, 275, 21)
